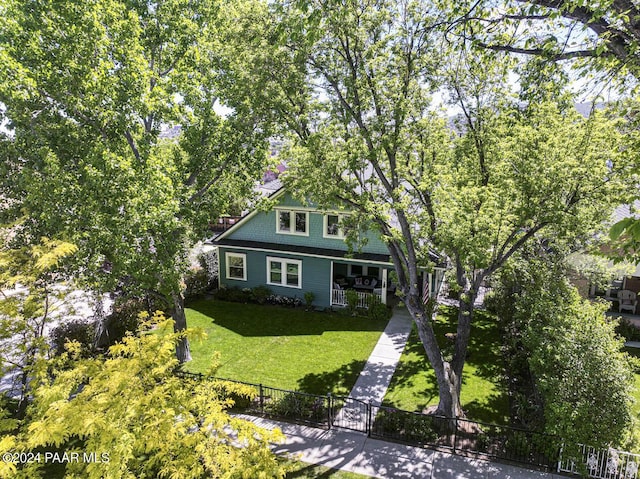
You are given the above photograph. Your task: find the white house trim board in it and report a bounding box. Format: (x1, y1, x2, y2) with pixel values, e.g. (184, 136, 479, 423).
(221, 244, 395, 266)
(381, 268, 388, 305)
(329, 260, 335, 305)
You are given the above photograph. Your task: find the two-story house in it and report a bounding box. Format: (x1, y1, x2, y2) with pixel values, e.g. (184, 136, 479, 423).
(214, 187, 445, 309)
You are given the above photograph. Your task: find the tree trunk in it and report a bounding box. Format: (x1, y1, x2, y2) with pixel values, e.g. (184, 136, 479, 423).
(171, 292, 191, 363)
(451, 263, 480, 408)
(406, 293, 463, 418)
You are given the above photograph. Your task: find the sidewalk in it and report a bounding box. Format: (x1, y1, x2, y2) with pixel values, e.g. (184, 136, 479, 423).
(239, 414, 566, 479)
(347, 307, 413, 404)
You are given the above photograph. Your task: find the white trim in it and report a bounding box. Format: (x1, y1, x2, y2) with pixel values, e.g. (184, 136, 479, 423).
(381, 268, 388, 305)
(225, 252, 247, 281)
(275, 209, 310, 237)
(275, 205, 317, 212)
(330, 260, 335, 305)
(266, 256, 303, 289)
(218, 244, 446, 273)
(322, 213, 350, 239)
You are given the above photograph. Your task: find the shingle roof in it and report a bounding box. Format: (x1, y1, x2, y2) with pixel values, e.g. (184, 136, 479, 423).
(215, 238, 444, 266)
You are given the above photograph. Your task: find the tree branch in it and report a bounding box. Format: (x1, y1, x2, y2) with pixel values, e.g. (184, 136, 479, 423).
(124, 130, 141, 163)
(476, 41, 606, 60)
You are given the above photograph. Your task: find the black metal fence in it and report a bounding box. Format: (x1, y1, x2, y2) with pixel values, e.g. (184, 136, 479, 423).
(177, 372, 559, 470)
(370, 406, 559, 469)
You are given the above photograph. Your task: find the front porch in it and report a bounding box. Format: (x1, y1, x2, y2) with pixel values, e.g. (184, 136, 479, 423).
(330, 260, 392, 308)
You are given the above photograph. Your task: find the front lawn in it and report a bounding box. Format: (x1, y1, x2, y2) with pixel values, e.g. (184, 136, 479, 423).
(382, 306, 509, 425)
(184, 300, 388, 396)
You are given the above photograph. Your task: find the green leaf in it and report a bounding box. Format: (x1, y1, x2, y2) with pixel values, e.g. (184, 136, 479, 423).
(610, 218, 633, 240)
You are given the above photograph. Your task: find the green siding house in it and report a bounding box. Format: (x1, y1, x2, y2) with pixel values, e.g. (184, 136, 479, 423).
(215, 188, 444, 308)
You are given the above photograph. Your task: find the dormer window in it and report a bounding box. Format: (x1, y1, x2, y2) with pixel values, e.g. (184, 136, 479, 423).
(276, 209, 308, 236)
(323, 213, 349, 239)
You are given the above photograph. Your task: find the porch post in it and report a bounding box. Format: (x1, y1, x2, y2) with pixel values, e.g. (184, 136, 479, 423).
(381, 268, 388, 305)
(330, 260, 334, 306)
(428, 273, 433, 298)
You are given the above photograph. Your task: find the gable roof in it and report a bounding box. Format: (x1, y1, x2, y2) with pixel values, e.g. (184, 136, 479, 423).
(214, 185, 444, 267)
(215, 185, 286, 242)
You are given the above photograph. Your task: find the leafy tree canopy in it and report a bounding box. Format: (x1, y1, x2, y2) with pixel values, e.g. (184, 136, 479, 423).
(0, 0, 271, 361)
(493, 251, 636, 451)
(0, 313, 287, 479)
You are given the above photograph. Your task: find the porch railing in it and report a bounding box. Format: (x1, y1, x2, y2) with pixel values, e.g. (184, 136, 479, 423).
(331, 288, 382, 308)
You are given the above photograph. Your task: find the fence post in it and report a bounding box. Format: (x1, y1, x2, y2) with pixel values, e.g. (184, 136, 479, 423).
(259, 384, 264, 413)
(327, 393, 332, 430)
(453, 416, 458, 453)
(556, 445, 563, 474)
(367, 402, 372, 436)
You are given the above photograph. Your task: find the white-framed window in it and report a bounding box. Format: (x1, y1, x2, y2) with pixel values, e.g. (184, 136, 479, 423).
(225, 252, 247, 281)
(323, 213, 350, 239)
(276, 209, 309, 236)
(348, 264, 380, 279)
(267, 256, 302, 289)
(349, 264, 363, 277)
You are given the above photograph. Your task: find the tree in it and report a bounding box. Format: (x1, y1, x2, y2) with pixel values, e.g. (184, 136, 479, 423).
(0, 312, 287, 479)
(455, 0, 640, 70)
(0, 0, 268, 362)
(225, 0, 636, 417)
(491, 249, 636, 451)
(0, 239, 78, 416)
(446, 0, 640, 261)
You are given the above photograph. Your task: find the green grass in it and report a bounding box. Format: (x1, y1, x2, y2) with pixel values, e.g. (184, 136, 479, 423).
(285, 461, 372, 478)
(382, 306, 509, 425)
(184, 300, 388, 395)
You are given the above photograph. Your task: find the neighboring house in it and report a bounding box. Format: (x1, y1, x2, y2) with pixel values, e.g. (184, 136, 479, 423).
(214, 187, 445, 309)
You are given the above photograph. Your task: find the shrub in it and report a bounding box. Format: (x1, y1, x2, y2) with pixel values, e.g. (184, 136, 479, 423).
(266, 294, 303, 308)
(304, 291, 315, 309)
(374, 408, 438, 444)
(184, 268, 209, 301)
(96, 298, 149, 349)
(211, 379, 260, 410)
(266, 392, 327, 424)
(404, 414, 438, 444)
(366, 295, 391, 320)
(214, 286, 252, 303)
(251, 285, 272, 305)
(198, 249, 219, 290)
(50, 319, 95, 357)
(345, 289, 359, 314)
(616, 317, 640, 342)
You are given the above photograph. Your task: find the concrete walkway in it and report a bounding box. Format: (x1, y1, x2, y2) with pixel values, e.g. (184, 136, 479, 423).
(331, 307, 413, 427)
(347, 307, 413, 404)
(239, 414, 566, 479)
